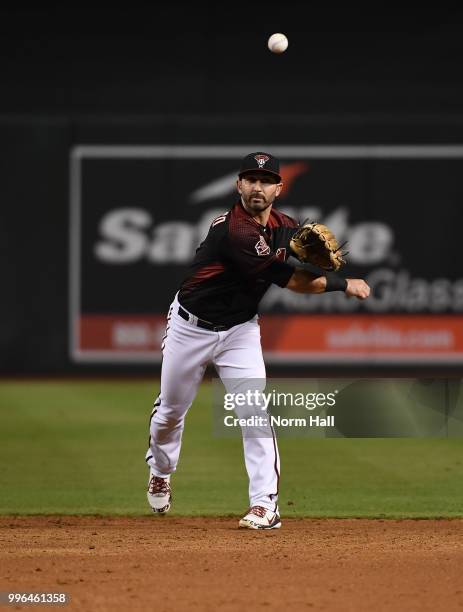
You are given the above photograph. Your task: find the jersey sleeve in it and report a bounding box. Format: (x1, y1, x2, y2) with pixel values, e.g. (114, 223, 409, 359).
(225, 219, 295, 287)
(257, 258, 295, 287)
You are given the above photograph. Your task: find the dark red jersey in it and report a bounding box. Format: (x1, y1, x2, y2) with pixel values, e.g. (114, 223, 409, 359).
(178, 201, 298, 327)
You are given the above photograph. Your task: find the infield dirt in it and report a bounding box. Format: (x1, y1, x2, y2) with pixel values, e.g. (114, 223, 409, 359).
(2, 517, 463, 611)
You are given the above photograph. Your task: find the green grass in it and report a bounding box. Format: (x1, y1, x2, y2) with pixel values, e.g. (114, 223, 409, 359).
(0, 381, 462, 517)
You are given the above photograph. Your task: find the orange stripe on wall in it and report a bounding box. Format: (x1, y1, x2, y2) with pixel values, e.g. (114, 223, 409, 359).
(260, 315, 463, 354)
(78, 314, 463, 356)
(79, 315, 167, 351)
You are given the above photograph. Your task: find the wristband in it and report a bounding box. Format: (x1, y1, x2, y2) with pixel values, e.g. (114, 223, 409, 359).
(324, 272, 348, 292)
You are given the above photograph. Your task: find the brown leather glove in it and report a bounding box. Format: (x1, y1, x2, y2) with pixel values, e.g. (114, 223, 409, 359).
(290, 222, 346, 271)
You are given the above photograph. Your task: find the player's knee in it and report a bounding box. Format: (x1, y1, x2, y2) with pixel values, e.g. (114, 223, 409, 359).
(151, 410, 185, 431)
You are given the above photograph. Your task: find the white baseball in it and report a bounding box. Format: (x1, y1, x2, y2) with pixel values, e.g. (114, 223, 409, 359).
(267, 33, 288, 54)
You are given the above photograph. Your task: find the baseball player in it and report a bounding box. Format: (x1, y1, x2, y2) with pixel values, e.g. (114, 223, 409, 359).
(146, 152, 370, 529)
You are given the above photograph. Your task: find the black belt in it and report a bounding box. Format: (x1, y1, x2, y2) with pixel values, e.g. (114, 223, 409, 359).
(178, 306, 228, 332)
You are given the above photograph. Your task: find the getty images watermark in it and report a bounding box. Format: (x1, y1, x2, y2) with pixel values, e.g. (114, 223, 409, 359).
(223, 388, 337, 429)
(212, 378, 463, 438)
(212, 379, 341, 438)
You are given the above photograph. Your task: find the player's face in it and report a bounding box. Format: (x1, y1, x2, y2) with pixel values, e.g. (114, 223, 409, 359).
(237, 173, 283, 213)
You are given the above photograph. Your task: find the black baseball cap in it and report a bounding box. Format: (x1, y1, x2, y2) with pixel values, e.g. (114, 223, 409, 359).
(238, 152, 282, 182)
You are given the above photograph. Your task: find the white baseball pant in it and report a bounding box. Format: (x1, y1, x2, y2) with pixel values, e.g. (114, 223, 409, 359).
(145, 293, 280, 512)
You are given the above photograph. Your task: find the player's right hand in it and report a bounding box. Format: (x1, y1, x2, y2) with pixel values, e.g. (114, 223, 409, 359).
(345, 279, 370, 299)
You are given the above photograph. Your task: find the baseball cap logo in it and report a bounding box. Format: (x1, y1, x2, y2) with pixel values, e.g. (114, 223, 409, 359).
(254, 154, 269, 168)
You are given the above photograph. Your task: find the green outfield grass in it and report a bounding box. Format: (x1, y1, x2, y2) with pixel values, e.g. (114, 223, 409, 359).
(0, 381, 462, 517)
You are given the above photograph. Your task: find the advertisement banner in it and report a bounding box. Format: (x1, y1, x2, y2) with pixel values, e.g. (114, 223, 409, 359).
(70, 145, 463, 363)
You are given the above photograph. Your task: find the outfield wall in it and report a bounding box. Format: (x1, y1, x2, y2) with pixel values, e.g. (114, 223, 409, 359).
(2, 115, 463, 373)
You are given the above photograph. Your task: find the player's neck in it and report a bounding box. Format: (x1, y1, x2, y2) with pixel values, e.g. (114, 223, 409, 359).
(241, 200, 273, 227)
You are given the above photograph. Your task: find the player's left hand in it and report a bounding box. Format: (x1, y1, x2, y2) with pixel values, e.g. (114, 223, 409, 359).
(290, 222, 346, 271)
(345, 279, 370, 299)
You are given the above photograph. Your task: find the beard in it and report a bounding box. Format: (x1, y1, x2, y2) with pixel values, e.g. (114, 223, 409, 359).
(241, 193, 273, 213)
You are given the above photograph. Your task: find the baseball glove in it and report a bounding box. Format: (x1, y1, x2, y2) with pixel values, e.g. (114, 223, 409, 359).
(289, 222, 347, 271)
